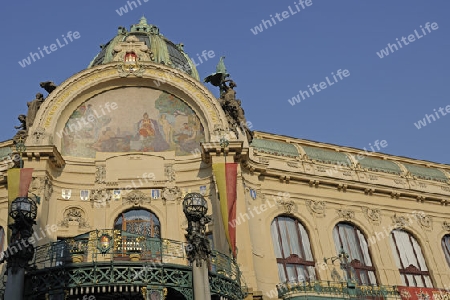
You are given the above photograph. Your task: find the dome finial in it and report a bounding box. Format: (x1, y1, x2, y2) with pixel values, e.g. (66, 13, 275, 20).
(139, 16, 148, 25)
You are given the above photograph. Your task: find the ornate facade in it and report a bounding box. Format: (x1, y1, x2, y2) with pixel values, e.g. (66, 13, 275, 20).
(0, 17, 449, 300)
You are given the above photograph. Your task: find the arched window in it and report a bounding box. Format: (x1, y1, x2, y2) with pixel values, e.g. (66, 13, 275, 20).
(390, 229, 432, 287)
(333, 223, 377, 285)
(443, 235, 450, 268)
(114, 209, 160, 238)
(270, 216, 316, 283)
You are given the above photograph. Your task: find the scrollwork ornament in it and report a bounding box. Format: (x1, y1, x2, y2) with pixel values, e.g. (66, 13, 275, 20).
(162, 187, 180, 203)
(122, 190, 150, 206)
(391, 214, 410, 229)
(414, 212, 433, 231)
(361, 207, 381, 224)
(95, 165, 106, 184)
(336, 209, 355, 220)
(305, 199, 326, 217)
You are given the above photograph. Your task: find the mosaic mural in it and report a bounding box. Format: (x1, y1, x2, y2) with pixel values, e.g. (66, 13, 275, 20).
(61, 87, 205, 157)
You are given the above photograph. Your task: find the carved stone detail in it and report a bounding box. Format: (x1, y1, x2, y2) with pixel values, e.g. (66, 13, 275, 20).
(95, 165, 106, 184)
(162, 187, 180, 203)
(361, 207, 381, 224)
(337, 209, 355, 220)
(32, 127, 46, 144)
(90, 189, 112, 208)
(414, 212, 433, 230)
(258, 157, 269, 165)
(59, 207, 90, 229)
(123, 190, 150, 206)
(391, 214, 410, 229)
(305, 200, 326, 217)
(277, 200, 296, 214)
(164, 164, 176, 182)
(443, 221, 450, 231)
(286, 161, 299, 168)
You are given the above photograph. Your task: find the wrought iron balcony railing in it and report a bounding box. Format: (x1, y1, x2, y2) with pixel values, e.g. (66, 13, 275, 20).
(30, 229, 241, 284)
(277, 280, 400, 299)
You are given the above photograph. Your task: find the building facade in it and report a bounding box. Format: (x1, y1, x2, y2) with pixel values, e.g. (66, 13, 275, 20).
(0, 18, 449, 300)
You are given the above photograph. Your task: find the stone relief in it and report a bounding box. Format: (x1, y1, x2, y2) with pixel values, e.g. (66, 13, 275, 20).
(443, 221, 450, 231)
(305, 199, 326, 217)
(164, 164, 176, 182)
(32, 127, 46, 144)
(95, 165, 106, 184)
(361, 207, 382, 224)
(277, 200, 296, 214)
(336, 209, 355, 220)
(90, 189, 112, 208)
(162, 187, 181, 203)
(391, 214, 410, 229)
(414, 212, 433, 230)
(122, 190, 150, 206)
(59, 207, 90, 229)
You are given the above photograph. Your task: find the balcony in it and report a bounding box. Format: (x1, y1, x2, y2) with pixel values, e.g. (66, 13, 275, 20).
(21, 229, 245, 300)
(276, 280, 401, 299)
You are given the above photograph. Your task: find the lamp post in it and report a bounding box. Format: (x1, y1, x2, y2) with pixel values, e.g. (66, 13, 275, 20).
(324, 247, 353, 285)
(182, 193, 212, 300)
(2, 196, 37, 300)
(14, 136, 26, 169)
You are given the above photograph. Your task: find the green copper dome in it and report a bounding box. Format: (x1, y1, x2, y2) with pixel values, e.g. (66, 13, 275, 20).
(88, 17, 199, 80)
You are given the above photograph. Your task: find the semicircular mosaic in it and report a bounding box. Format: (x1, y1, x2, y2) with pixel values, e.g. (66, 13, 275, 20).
(61, 87, 205, 157)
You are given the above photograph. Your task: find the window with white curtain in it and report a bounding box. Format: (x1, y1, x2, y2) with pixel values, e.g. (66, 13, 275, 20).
(443, 235, 450, 268)
(390, 229, 433, 287)
(270, 216, 316, 283)
(333, 223, 377, 285)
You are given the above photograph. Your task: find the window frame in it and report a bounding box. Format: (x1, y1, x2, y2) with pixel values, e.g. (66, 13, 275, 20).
(390, 229, 433, 287)
(271, 216, 316, 283)
(333, 222, 378, 285)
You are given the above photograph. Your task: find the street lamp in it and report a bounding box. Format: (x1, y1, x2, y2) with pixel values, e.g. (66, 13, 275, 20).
(324, 247, 353, 285)
(182, 192, 212, 300)
(14, 136, 26, 169)
(3, 196, 37, 300)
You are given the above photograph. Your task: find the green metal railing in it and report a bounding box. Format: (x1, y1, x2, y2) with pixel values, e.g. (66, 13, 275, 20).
(25, 229, 245, 300)
(277, 280, 401, 299)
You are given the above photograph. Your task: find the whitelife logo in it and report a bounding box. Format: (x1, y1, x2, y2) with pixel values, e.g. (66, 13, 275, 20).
(18, 31, 81, 68)
(376, 22, 439, 59)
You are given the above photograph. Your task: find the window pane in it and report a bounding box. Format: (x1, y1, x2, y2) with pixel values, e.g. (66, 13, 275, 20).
(271, 217, 315, 283)
(333, 223, 377, 285)
(390, 230, 433, 287)
(442, 235, 450, 268)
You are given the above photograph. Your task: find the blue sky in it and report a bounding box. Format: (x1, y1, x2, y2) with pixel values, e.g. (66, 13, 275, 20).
(1, 1, 449, 163)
